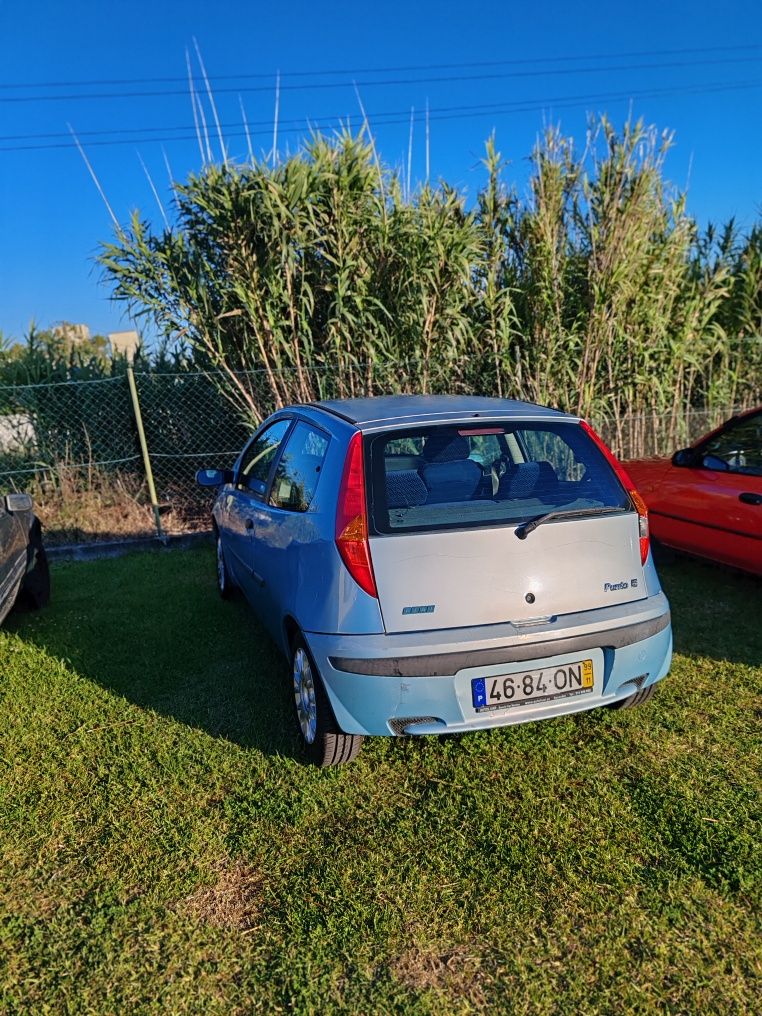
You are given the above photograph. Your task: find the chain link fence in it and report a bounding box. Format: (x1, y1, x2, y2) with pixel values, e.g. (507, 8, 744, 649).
(0, 365, 746, 544)
(593, 407, 733, 461)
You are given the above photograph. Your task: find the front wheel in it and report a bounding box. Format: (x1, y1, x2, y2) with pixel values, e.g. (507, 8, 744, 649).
(215, 534, 235, 600)
(291, 635, 363, 767)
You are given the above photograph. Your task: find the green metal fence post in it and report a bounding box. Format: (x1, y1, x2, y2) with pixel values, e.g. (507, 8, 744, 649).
(126, 364, 165, 541)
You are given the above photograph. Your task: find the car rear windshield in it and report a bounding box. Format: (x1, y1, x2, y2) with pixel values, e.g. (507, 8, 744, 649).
(368, 421, 631, 534)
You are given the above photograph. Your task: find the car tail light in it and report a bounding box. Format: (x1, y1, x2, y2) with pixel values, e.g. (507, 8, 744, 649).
(580, 420, 650, 565)
(335, 431, 378, 598)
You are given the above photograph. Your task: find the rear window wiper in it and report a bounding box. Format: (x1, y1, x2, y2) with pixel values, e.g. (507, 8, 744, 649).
(515, 506, 628, 540)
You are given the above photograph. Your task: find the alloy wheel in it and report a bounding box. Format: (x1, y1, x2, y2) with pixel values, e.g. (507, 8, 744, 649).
(293, 647, 317, 744)
(216, 538, 226, 592)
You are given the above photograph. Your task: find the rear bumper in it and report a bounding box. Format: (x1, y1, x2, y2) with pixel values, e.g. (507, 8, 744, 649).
(305, 593, 672, 736)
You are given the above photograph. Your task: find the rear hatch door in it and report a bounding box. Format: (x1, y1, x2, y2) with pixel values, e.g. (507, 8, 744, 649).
(367, 419, 647, 634)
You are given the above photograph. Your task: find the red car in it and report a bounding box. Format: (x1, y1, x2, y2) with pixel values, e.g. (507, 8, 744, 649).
(625, 408, 762, 576)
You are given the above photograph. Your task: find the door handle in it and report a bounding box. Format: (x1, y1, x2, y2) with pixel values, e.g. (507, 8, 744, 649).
(739, 492, 762, 505)
(245, 518, 254, 529)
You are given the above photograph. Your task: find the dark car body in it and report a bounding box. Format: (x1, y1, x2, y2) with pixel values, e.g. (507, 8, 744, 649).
(625, 408, 762, 575)
(0, 493, 50, 625)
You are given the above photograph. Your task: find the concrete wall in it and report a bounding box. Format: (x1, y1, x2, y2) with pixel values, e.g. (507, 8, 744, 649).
(0, 413, 36, 454)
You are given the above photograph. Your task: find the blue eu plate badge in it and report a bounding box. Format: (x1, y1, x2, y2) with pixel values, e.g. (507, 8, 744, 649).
(471, 677, 488, 709)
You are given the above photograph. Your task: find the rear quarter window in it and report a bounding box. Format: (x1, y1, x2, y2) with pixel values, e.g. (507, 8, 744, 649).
(368, 421, 630, 534)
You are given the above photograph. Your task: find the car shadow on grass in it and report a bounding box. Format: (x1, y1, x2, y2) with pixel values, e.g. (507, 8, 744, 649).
(5, 548, 760, 763)
(5, 547, 304, 761)
(657, 556, 762, 667)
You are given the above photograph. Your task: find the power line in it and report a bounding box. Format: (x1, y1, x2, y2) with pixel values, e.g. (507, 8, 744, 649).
(1, 79, 759, 153)
(0, 42, 759, 90)
(1, 78, 759, 144)
(1, 55, 761, 104)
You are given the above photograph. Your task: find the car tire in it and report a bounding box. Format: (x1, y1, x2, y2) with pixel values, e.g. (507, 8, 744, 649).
(610, 683, 657, 710)
(291, 634, 364, 767)
(18, 524, 51, 610)
(650, 537, 675, 566)
(215, 534, 235, 600)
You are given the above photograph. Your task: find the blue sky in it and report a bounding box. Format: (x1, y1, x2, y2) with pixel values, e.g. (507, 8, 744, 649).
(1, 0, 760, 342)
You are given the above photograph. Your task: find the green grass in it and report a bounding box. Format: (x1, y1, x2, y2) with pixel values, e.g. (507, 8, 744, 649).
(1, 547, 760, 1014)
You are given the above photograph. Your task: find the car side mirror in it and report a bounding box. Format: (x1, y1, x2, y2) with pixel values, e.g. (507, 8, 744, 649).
(195, 468, 233, 488)
(5, 492, 33, 512)
(671, 448, 696, 468)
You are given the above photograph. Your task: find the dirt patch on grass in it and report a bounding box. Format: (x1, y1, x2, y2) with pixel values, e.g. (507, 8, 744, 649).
(391, 942, 488, 1007)
(181, 858, 264, 931)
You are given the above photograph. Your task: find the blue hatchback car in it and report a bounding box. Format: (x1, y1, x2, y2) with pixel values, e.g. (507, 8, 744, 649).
(197, 396, 672, 765)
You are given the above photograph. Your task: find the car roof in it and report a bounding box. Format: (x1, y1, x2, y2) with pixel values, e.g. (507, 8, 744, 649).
(311, 394, 573, 430)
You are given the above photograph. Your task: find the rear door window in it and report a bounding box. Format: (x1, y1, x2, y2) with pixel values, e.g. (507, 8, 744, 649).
(369, 421, 629, 534)
(269, 421, 330, 511)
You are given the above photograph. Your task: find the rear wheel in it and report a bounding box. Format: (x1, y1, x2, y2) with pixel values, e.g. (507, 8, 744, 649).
(291, 635, 363, 767)
(610, 683, 657, 710)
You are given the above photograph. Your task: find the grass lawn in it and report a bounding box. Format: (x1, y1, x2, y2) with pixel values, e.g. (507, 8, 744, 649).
(1, 547, 760, 1014)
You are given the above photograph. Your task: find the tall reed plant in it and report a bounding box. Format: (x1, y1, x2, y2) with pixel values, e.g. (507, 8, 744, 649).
(98, 118, 761, 431)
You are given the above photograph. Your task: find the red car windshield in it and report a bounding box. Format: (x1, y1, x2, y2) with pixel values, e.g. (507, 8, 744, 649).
(699, 412, 762, 476)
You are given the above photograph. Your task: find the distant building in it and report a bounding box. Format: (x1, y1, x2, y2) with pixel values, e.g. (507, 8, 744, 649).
(53, 323, 91, 345)
(108, 330, 140, 360)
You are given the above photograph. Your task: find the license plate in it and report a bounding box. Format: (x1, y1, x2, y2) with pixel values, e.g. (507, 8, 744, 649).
(471, 659, 594, 712)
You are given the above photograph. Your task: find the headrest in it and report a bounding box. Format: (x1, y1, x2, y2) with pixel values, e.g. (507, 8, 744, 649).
(422, 432, 470, 463)
(506, 461, 541, 499)
(386, 469, 428, 508)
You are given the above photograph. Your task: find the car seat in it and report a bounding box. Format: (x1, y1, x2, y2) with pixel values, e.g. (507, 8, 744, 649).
(498, 460, 558, 500)
(386, 469, 428, 509)
(420, 433, 482, 504)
